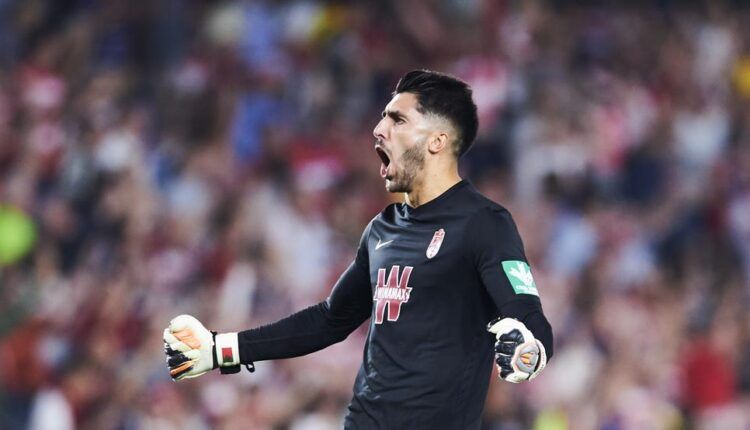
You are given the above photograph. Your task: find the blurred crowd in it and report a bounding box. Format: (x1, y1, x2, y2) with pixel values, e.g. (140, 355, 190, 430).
(2, 0, 750, 429)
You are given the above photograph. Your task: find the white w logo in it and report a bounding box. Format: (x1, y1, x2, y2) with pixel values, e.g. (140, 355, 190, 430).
(373, 265, 413, 324)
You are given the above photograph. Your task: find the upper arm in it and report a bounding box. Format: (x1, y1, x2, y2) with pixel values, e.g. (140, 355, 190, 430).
(468, 208, 541, 312)
(324, 221, 373, 325)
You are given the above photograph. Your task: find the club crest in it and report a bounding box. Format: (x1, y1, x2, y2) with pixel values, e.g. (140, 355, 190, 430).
(426, 228, 445, 259)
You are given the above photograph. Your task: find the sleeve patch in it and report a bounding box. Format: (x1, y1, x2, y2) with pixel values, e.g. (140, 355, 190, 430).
(501, 261, 539, 296)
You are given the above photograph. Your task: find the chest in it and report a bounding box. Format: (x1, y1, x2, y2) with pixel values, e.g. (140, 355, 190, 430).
(366, 220, 474, 293)
(365, 217, 489, 327)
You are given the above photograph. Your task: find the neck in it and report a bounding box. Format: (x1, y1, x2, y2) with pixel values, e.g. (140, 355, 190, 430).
(405, 169, 462, 208)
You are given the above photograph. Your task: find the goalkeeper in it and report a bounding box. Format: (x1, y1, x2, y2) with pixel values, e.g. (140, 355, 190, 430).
(164, 70, 553, 429)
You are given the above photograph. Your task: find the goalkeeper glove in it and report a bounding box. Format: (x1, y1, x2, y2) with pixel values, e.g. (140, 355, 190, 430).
(163, 314, 248, 381)
(487, 317, 547, 383)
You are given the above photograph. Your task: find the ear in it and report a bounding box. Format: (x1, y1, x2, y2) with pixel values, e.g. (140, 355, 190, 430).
(427, 132, 450, 155)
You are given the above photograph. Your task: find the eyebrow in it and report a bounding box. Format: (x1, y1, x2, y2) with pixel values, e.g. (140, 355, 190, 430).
(382, 109, 406, 121)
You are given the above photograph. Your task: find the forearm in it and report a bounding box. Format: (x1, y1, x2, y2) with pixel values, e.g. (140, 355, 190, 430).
(238, 228, 373, 364)
(520, 310, 553, 359)
(238, 301, 368, 363)
(499, 299, 554, 360)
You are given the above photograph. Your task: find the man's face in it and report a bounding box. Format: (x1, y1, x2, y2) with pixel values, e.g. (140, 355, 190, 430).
(372, 92, 429, 193)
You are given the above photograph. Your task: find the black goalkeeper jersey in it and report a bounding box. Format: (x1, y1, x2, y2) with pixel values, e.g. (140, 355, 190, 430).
(238, 180, 551, 430)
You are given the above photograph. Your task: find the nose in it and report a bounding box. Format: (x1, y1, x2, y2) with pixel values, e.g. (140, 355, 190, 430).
(373, 117, 387, 141)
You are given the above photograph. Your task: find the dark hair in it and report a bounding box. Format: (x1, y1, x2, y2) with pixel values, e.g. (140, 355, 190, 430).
(394, 70, 478, 157)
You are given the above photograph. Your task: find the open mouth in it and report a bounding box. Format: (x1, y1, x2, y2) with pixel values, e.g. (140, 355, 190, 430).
(376, 146, 391, 179)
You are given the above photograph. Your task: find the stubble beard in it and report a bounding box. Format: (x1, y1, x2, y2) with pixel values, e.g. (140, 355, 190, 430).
(386, 139, 426, 193)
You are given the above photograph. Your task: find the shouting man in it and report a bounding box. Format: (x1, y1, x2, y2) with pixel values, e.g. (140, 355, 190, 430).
(164, 70, 553, 429)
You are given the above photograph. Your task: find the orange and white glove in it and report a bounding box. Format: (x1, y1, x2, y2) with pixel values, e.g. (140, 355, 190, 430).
(487, 317, 547, 383)
(163, 315, 241, 381)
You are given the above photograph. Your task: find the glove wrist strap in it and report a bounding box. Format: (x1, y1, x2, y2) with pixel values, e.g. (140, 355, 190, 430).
(214, 332, 241, 367)
(210, 332, 255, 375)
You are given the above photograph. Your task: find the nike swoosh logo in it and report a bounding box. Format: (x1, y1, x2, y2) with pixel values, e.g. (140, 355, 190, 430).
(375, 240, 394, 250)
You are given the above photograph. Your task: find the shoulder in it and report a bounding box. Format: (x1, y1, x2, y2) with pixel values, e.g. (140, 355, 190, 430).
(361, 203, 400, 241)
(462, 191, 525, 259)
(461, 185, 516, 228)
(466, 205, 517, 238)
(372, 202, 401, 224)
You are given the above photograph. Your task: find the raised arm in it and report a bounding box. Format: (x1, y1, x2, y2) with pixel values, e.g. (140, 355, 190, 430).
(237, 252, 372, 362)
(163, 223, 374, 380)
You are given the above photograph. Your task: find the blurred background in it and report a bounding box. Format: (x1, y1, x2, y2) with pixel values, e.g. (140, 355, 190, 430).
(1, 0, 750, 429)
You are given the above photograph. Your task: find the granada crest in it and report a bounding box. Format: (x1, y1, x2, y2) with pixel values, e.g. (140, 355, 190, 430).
(426, 228, 445, 259)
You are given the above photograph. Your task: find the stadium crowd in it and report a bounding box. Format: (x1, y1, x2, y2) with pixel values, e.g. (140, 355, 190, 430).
(1, 0, 750, 428)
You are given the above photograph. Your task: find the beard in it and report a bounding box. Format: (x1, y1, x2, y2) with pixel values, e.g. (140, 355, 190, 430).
(385, 139, 426, 193)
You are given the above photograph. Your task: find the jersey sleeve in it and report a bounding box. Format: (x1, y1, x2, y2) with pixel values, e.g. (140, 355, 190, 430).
(469, 207, 554, 360)
(237, 221, 373, 363)
(468, 207, 540, 310)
